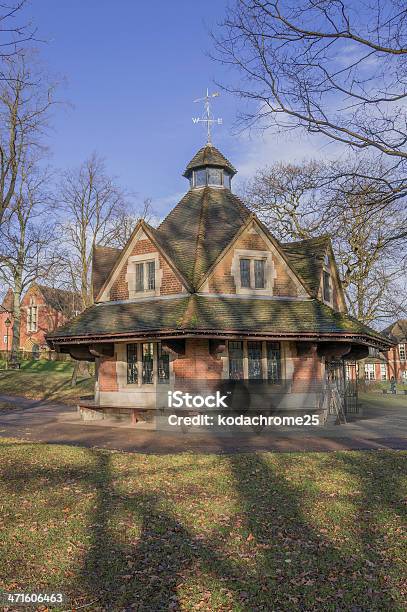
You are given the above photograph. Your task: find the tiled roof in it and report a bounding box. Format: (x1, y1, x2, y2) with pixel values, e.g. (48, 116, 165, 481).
(47, 295, 391, 347)
(92, 246, 121, 299)
(1, 288, 13, 311)
(281, 236, 330, 296)
(36, 285, 82, 313)
(183, 145, 237, 177)
(382, 319, 407, 342)
(155, 187, 251, 288)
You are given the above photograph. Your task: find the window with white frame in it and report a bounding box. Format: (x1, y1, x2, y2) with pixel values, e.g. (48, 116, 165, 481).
(228, 340, 281, 382)
(126, 342, 169, 386)
(402, 370, 407, 381)
(399, 344, 406, 361)
(380, 364, 387, 380)
(364, 363, 375, 380)
(27, 302, 38, 332)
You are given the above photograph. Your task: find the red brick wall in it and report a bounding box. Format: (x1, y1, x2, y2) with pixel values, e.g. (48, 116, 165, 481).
(98, 355, 118, 391)
(20, 286, 67, 350)
(109, 237, 184, 300)
(291, 344, 323, 392)
(385, 346, 407, 382)
(173, 339, 223, 380)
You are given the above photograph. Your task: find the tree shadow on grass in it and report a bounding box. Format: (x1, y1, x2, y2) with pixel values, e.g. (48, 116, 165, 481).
(226, 452, 402, 610)
(0, 443, 404, 611)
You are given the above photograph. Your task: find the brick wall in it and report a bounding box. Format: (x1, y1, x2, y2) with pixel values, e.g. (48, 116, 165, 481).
(206, 228, 299, 296)
(110, 237, 184, 300)
(173, 339, 223, 380)
(98, 355, 118, 391)
(290, 344, 323, 392)
(20, 286, 67, 350)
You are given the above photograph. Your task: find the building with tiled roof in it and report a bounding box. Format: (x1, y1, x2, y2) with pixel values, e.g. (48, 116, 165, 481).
(1, 284, 81, 355)
(47, 144, 394, 420)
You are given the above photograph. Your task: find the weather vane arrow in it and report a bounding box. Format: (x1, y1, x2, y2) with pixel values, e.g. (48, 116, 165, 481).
(192, 88, 222, 145)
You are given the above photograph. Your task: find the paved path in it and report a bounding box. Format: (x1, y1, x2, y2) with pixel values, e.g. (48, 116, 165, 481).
(0, 394, 406, 454)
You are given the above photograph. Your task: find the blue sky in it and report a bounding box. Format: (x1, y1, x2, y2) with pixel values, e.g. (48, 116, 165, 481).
(27, 0, 334, 217)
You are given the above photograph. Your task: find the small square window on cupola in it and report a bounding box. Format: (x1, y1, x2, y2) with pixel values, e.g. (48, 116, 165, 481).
(125, 251, 162, 298)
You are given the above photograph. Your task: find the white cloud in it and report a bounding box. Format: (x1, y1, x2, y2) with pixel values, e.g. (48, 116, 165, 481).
(232, 128, 344, 186)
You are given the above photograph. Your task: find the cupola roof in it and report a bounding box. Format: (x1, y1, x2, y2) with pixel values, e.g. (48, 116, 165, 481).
(183, 144, 237, 178)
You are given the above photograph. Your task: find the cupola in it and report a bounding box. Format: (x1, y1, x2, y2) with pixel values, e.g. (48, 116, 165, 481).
(183, 144, 237, 190)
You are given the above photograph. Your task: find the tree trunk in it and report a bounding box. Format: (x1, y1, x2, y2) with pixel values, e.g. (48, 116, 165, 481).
(70, 360, 90, 387)
(70, 361, 80, 387)
(11, 272, 23, 363)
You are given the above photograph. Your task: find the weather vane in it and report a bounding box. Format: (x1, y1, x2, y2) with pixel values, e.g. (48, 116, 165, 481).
(192, 88, 223, 145)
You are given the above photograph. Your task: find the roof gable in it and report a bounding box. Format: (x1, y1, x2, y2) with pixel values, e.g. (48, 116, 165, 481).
(29, 284, 81, 313)
(198, 217, 310, 297)
(382, 319, 407, 341)
(96, 220, 190, 301)
(1, 288, 13, 311)
(281, 236, 331, 296)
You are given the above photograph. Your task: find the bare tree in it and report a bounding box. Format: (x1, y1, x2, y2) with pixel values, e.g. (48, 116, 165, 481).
(57, 154, 134, 308)
(0, 1, 37, 72)
(0, 52, 56, 225)
(214, 0, 407, 209)
(242, 157, 407, 323)
(108, 197, 155, 249)
(241, 160, 326, 240)
(0, 158, 60, 359)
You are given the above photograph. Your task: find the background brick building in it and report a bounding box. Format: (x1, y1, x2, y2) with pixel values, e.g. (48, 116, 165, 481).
(0, 284, 81, 356)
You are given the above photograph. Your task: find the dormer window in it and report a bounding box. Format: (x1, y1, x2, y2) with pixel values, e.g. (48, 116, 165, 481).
(190, 167, 232, 189)
(239, 257, 266, 290)
(323, 270, 331, 303)
(126, 253, 161, 298)
(322, 253, 332, 304)
(135, 261, 155, 292)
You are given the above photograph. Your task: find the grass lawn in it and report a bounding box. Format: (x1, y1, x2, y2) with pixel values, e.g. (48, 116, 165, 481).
(360, 392, 407, 409)
(0, 360, 94, 405)
(0, 441, 405, 611)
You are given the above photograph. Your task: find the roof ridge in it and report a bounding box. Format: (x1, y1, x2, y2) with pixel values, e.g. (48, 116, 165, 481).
(192, 188, 210, 287)
(282, 234, 331, 248)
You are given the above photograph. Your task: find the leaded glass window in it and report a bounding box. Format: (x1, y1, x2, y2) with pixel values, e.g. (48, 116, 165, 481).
(240, 259, 251, 288)
(127, 344, 138, 384)
(142, 342, 154, 384)
(254, 259, 265, 289)
(147, 261, 155, 290)
(135, 263, 144, 292)
(267, 342, 280, 383)
(207, 167, 222, 186)
(194, 169, 207, 187)
(323, 270, 331, 302)
(248, 341, 262, 379)
(158, 345, 170, 383)
(229, 341, 244, 380)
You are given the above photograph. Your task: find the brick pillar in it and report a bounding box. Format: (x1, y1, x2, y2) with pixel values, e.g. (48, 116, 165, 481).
(98, 354, 118, 392)
(173, 339, 223, 380)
